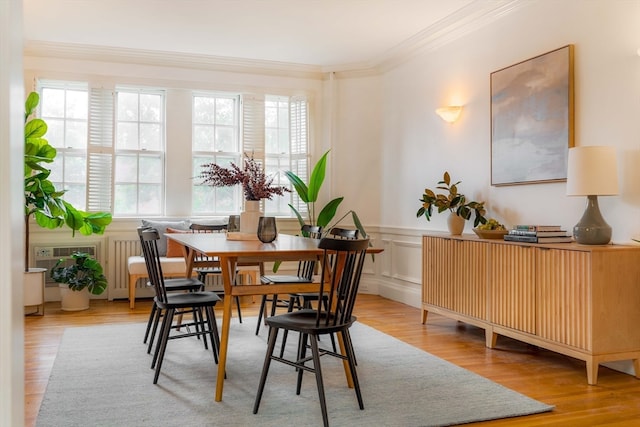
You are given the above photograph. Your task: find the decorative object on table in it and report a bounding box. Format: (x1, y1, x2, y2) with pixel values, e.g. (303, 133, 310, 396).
(228, 215, 240, 232)
(50, 252, 107, 311)
(199, 153, 289, 234)
(417, 171, 487, 235)
(257, 217, 277, 243)
(23, 92, 112, 312)
(566, 146, 619, 245)
(473, 218, 508, 239)
(491, 45, 574, 186)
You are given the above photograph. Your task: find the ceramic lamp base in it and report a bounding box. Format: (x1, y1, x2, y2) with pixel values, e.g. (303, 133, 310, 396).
(573, 195, 612, 245)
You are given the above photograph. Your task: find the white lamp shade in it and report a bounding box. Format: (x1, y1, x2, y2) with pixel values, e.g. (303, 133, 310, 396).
(566, 146, 619, 196)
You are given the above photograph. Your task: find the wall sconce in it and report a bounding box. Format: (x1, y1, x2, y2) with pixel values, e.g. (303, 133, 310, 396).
(566, 146, 619, 245)
(435, 106, 463, 124)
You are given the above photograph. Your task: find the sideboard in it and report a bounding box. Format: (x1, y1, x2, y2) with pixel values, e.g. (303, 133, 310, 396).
(421, 232, 640, 384)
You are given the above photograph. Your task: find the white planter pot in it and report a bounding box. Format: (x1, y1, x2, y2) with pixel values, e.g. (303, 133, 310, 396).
(24, 268, 46, 316)
(59, 284, 90, 311)
(240, 200, 263, 234)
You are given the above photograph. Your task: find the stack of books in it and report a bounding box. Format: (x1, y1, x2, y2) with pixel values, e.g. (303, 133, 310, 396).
(504, 225, 573, 243)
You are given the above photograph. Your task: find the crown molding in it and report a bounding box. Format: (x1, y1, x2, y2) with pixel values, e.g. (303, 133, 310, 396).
(372, 0, 525, 73)
(24, 0, 524, 80)
(23, 41, 326, 80)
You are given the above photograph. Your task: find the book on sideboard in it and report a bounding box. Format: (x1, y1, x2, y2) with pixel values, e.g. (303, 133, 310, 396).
(509, 229, 568, 237)
(513, 225, 563, 232)
(504, 234, 573, 243)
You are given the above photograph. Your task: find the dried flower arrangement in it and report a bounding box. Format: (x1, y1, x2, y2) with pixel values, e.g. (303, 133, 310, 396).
(199, 153, 290, 201)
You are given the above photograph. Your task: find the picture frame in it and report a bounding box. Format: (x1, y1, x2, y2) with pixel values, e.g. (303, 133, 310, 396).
(490, 45, 574, 186)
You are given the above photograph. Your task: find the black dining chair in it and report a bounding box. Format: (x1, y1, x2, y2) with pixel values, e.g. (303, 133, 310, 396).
(138, 226, 206, 354)
(139, 228, 222, 384)
(256, 225, 322, 337)
(189, 223, 243, 323)
(253, 236, 370, 427)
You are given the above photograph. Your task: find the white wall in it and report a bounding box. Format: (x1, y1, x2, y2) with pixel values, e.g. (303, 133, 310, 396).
(373, 0, 640, 241)
(1, 1, 25, 425)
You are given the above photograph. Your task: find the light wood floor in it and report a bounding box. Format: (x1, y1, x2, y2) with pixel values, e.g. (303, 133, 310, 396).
(25, 294, 640, 426)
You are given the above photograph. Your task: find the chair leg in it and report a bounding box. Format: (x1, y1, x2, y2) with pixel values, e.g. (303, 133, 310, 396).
(205, 306, 220, 364)
(147, 305, 163, 354)
(342, 330, 364, 410)
(234, 296, 243, 323)
(296, 333, 310, 394)
(143, 302, 157, 344)
(255, 295, 268, 335)
(278, 296, 298, 358)
(253, 326, 279, 415)
(309, 336, 329, 427)
(153, 308, 174, 384)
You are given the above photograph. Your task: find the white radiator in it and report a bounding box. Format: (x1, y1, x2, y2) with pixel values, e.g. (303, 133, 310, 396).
(107, 233, 232, 301)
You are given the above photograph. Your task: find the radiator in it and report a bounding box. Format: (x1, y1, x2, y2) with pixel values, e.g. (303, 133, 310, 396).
(107, 234, 251, 301)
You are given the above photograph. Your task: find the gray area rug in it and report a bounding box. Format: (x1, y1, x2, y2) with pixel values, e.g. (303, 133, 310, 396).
(37, 318, 553, 427)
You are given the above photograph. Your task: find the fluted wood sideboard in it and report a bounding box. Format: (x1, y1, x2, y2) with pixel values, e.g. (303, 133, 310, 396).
(421, 233, 640, 384)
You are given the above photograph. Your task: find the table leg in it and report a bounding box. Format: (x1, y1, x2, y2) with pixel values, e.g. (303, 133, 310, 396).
(215, 256, 236, 402)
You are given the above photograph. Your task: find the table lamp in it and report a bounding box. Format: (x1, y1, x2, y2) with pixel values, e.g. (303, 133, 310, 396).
(566, 146, 619, 244)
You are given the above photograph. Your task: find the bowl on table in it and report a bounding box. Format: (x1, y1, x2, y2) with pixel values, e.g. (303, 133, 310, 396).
(473, 228, 508, 240)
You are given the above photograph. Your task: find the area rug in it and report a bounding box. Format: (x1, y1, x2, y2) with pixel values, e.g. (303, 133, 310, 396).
(36, 318, 552, 427)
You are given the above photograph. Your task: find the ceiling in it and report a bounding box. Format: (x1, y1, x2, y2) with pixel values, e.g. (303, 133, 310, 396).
(23, 0, 480, 70)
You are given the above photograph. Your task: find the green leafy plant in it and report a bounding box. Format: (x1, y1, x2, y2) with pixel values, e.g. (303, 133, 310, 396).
(417, 171, 487, 227)
(50, 252, 107, 295)
(24, 92, 112, 271)
(284, 150, 366, 238)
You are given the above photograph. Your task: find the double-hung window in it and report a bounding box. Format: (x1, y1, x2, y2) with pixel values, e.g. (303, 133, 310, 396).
(191, 93, 241, 215)
(114, 88, 165, 215)
(38, 82, 90, 210)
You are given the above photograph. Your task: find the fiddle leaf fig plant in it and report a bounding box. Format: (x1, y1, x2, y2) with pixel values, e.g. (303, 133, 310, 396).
(24, 91, 112, 271)
(417, 171, 487, 227)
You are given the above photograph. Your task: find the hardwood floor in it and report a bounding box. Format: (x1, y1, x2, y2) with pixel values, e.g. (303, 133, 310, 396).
(25, 294, 640, 426)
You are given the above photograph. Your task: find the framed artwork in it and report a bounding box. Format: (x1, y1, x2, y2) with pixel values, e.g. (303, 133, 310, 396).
(490, 45, 574, 186)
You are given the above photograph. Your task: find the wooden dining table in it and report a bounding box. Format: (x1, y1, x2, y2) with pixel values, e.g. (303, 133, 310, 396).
(166, 232, 381, 401)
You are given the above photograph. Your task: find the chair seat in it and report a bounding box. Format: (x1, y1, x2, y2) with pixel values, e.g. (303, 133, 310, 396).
(155, 291, 221, 309)
(266, 309, 356, 335)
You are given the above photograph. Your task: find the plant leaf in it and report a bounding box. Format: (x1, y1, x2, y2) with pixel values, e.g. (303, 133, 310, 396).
(317, 197, 343, 228)
(284, 171, 309, 203)
(307, 150, 330, 203)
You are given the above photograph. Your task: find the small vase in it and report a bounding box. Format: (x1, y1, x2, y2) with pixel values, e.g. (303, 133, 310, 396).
(447, 212, 466, 236)
(240, 200, 263, 234)
(257, 217, 278, 243)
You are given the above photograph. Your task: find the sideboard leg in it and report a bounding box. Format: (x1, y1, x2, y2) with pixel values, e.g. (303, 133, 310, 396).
(632, 358, 640, 380)
(586, 358, 598, 385)
(485, 328, 497, 348)
(421, 309, 428, 324)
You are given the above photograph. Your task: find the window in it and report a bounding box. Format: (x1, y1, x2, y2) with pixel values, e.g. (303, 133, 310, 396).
(38, 82, 89, 210)
(191, 93, 240, 215)
(114, 88, 165, 215)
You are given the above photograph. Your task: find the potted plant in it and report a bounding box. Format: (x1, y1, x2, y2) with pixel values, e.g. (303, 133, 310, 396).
(50, 252, 107, 311)
(199, 152, 289, 234)
(284, 150, 366, 237)
(417, 171, 487, 235)
(23, 91, 112, 311)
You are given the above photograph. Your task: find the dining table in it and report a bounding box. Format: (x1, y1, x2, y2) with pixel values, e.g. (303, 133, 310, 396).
(166, 231, 382, 402)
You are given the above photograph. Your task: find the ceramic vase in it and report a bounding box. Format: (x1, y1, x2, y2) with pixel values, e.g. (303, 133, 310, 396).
(447, 212, 466, 236)
(240, 200, 263, 234)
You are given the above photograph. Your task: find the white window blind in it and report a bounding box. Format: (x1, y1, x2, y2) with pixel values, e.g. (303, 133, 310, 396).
(87, 87, 114, 212)
(289, 96, 309, 217)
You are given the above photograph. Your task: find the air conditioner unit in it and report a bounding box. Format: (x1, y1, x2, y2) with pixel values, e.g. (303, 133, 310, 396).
(33, 244, 99, 286)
